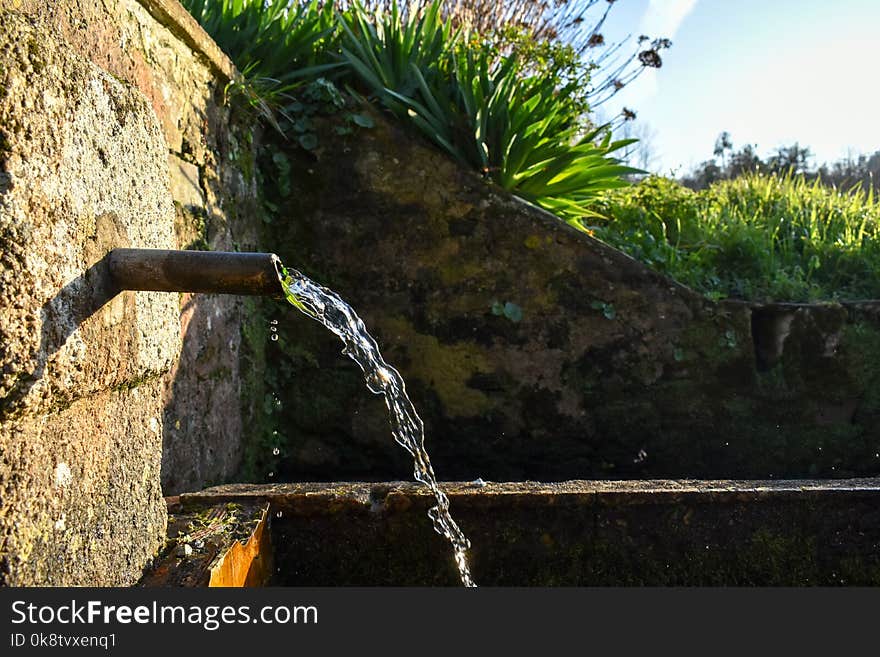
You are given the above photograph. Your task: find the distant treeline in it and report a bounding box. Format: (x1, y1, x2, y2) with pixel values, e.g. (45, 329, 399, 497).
(681, 132, 880, 193)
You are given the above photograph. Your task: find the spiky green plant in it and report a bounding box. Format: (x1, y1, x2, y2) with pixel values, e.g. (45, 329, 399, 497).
(182, 0, 341, 90)
(185, 0, 640, 228)
(339, 0, 455, 100)
(340, 0, 640, 227)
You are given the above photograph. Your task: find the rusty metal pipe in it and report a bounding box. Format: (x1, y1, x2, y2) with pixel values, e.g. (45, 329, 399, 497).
(108, 248, 283, 296)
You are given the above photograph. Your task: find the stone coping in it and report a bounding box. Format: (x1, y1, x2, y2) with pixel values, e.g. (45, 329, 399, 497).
(181, 478, 880, 513)
(138, 0, 236, 80)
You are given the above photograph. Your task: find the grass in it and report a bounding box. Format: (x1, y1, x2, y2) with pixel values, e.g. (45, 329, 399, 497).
(590, 173, 880, 302)
(182, 0, 340, 86)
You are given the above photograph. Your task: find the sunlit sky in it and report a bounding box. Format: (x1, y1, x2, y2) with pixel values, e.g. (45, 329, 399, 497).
(595, 0, 880, 175)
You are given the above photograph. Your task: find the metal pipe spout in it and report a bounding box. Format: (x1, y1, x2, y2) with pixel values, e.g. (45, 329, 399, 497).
(108, 248, 283, 296)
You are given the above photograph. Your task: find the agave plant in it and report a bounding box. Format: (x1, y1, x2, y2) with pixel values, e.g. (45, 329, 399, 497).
(341, 1, 640, 227)
(186, 0, 641, 228)
(182, 0, 342, 89)
(338, 0, 456, 110)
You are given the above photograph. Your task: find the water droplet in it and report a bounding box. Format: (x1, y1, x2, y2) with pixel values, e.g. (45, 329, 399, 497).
(270, 326, 277, 332)
(273, 447, 280, 455)
(268, 471, 274, 478)
(276, 511, 283, 518)
(270, 334, 279, 341)
(270, 319, 278, 325)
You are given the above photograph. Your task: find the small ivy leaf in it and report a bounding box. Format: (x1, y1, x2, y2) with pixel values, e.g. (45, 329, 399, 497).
(503, 302, 523, 323)
(335, 125, 354, 136)
(673, 347, 685, 362)
(351, 113, 375, 128)
(292, 117, 313, 134)
(298, 133, 319, 151)
(491, 301, 504, 316)
(723, 329, 737, 348)
(589, 300, 615, 320)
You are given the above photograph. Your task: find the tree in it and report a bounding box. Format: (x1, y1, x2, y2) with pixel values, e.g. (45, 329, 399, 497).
(713, 131, 733, 169)
(817, 150, 880, 191)
(681, 132, 880, 194)
(619, 118, 659, 173)
(727, 144, 764, 178)
(766, 143, 812, 176)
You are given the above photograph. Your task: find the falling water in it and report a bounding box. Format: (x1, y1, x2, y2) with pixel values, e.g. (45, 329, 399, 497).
(275, 261, 476, 587)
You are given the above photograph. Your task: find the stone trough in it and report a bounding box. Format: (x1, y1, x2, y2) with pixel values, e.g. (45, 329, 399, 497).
(143, 479, 880, 586)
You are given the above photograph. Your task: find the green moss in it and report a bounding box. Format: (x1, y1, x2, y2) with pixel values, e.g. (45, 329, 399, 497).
(110, 372, 160, 393)
(376, 316, 494, 417)
(744, 528, 818, 584)
(841, 321, 880, 391)
(173, 201, 208, 250)
(26, 37, 44, 74)
(237, 296, 274, 482)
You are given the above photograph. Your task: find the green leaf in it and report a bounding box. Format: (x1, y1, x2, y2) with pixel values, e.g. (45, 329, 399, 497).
(298, 133, 319, 150)
(503, 302, 523, 323)
(351, 112, 375, 128)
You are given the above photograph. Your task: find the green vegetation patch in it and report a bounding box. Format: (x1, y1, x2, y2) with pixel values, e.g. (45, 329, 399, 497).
(182, 0, 639, 228)
(591, 174, 880, 302)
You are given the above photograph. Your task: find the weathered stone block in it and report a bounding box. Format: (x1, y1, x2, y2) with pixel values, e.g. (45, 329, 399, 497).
(0, 1, 266, 500)
(0, 9, 177, 584)
(168, 154, 204, 210)
(0, 10, 179, 417)
(2, 384, 167, 586)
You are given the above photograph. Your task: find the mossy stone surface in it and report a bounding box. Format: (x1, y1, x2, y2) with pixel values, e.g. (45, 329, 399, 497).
(256, 111, 880, 482)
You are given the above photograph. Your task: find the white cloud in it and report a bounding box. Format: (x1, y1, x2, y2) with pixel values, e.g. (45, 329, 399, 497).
(640, 0, 699, 39)
(614, 1, 698, 117)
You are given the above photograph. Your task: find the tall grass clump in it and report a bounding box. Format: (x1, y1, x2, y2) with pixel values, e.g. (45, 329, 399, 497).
(340, 0, 640, 226)
(183, 0, 640, 228)
(182, 0, 340, 84)
(592, 173, 880, 302)
(181, 0, 345, 133)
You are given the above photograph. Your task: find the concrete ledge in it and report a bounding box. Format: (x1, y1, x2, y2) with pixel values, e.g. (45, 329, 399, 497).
(180, 480, 880, 586)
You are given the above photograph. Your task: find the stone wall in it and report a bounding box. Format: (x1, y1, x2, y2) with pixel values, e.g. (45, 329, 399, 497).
(0, 1, 262, 584)
(262, 112, 880, 483)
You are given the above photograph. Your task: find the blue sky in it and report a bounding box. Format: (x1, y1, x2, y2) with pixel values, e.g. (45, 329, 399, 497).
(595, 0, 880, 175)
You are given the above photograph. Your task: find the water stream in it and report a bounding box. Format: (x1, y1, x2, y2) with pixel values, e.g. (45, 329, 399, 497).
(275, 261, 476, 587)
